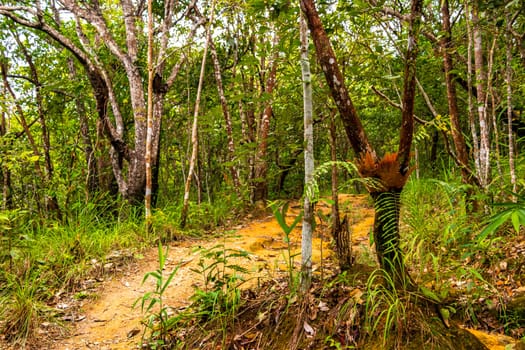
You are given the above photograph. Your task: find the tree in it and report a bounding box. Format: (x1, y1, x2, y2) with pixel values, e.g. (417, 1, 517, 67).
(0, 1, 200, 206)
(470, 2, 491, 190)
(440, 0, 477, 187)
(145, 0, 154, 222)
(251, 30, 280, 204)
(180, 1, 214, 229)
(193, 6, 243, 198)
(300, 0, 422, 288)
(300, 13, 314, 292)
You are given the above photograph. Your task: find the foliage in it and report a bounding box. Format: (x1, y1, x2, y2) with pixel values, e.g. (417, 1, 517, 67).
(189, 244, 250, 323)
(134, 243, 181, 349)
(270, 200, 303, 289)
(0, 271, 55, 346)
(0, 199, 148, 345)
(363, 270, 408, 347)
(0, 208, 30, 271)
(477, 194, 525, 241)
(1, 0, 525, 347)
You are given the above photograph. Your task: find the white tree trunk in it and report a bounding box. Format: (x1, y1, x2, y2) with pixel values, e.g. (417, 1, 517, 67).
(472, 3, 490, 189)
(180, 0, 215, 228)
(145, 0, 154, 220)
(300, 13, 314, 292)
(465, 0, 481, 183)
(506, 11, 517, 197)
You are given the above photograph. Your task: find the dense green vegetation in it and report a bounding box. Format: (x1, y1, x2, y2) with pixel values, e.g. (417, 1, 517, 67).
(1, 0, 525, 348)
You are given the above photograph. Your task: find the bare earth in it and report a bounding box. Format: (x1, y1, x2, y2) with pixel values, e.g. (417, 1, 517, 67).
(29, 195, 516, 350)
(47, 195, 372, 350)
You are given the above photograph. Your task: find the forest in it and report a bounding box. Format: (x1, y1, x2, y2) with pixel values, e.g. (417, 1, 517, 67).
(1, 0, 525, 349)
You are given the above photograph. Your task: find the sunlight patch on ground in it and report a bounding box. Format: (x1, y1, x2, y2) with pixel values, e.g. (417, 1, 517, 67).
(465, 328, 520, 350)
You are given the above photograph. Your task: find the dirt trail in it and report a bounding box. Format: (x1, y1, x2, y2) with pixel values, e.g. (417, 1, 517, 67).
(51, 195, 372, 350)
(50, 195, 517, 350)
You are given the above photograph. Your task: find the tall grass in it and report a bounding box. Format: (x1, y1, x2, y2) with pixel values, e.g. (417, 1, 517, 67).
(0, 272, 55, 346)
(1, 189, 246, 346)
(398, 177, 516, 331)
(0, 198, 147, 344)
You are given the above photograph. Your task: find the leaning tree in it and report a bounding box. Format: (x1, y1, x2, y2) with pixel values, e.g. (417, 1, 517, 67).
(300, 0, 421, 289)
(0, 1, 202, 206)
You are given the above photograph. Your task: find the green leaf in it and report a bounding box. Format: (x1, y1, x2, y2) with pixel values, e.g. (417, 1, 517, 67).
(517, 209, 525, 224)
(468, 268, 486, 282)
(160, 266, 179, 295)
(289, 211, 304, 232)
(477, 211, 512, 241)
(511, 210, 521, 234)
(419, 286, 441, 303)
(439, 307, 450, 327)
(225, 264, 249, 274)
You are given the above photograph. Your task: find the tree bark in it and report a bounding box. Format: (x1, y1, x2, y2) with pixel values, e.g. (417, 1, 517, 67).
(67, 58, 99, 198)
(276, 149, 303, 193)
(145, 0, 154, 221)
(471, 2, 491, 189)
(301, 0, 422, 288)
(440, 0, 474, 185)
(464, 1, 481, 190)
(329, 110, 340, 237)
(209, 40, 242, 197)
(300, 0, 374, 161)
(506, 11, 517, 197)
(188, 1, 243, 199)
(300, 13, 314, 292)
(371, 190, 411, 287)
(252, 32, 280, 204)
(0, 104, 11, 210)
(180, 0, 214, 228)
(329, 110, 352, 270)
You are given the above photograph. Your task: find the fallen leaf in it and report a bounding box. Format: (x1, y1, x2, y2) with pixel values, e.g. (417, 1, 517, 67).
(303, 321, 315, 337)
(349, 288, 363, 303)
(318, 301, 329, 312)
(127, 328, 140, 338)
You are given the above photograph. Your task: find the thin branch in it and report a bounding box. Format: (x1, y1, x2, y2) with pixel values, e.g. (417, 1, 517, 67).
(371, 85, 429, 125)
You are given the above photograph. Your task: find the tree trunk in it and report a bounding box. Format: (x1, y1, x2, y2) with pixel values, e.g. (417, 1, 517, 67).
(190, 3, 241, 199)
(0, 107, 11, 210)
(300, 13, 314, 292)
(180, 1, 214, 228)
(506, 11, 517, 197)
(67, 58, 99, 198)
(244, 84, 257, 203)
(0, 2, 199, 209)
(209, 41, 242, 197)
(329, 111, 340, 236)
(145, 0, 154, 222)
(371, 190, 413, 288)
(300, 0, 374, 160)
(276, 149, 303, 193)
(301, 0, 422, 288)
(440, 0, 475, 185)
(472, 2, 491, 189)
(464, 1, 481, 186)
(252, 32, 280, 204)
(329, 110, 352, 270)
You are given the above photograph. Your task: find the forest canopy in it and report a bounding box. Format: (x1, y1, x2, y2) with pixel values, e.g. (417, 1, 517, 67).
(1, 0, 525, 349)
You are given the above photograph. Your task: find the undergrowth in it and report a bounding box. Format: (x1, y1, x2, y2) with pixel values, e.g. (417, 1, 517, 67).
(3, 177, 525, 348)
(0, 193, 244, 348)
(137, 178, 525, 349)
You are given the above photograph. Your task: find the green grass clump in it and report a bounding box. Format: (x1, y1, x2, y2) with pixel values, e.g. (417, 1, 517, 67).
(0, 199, 147, 345)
